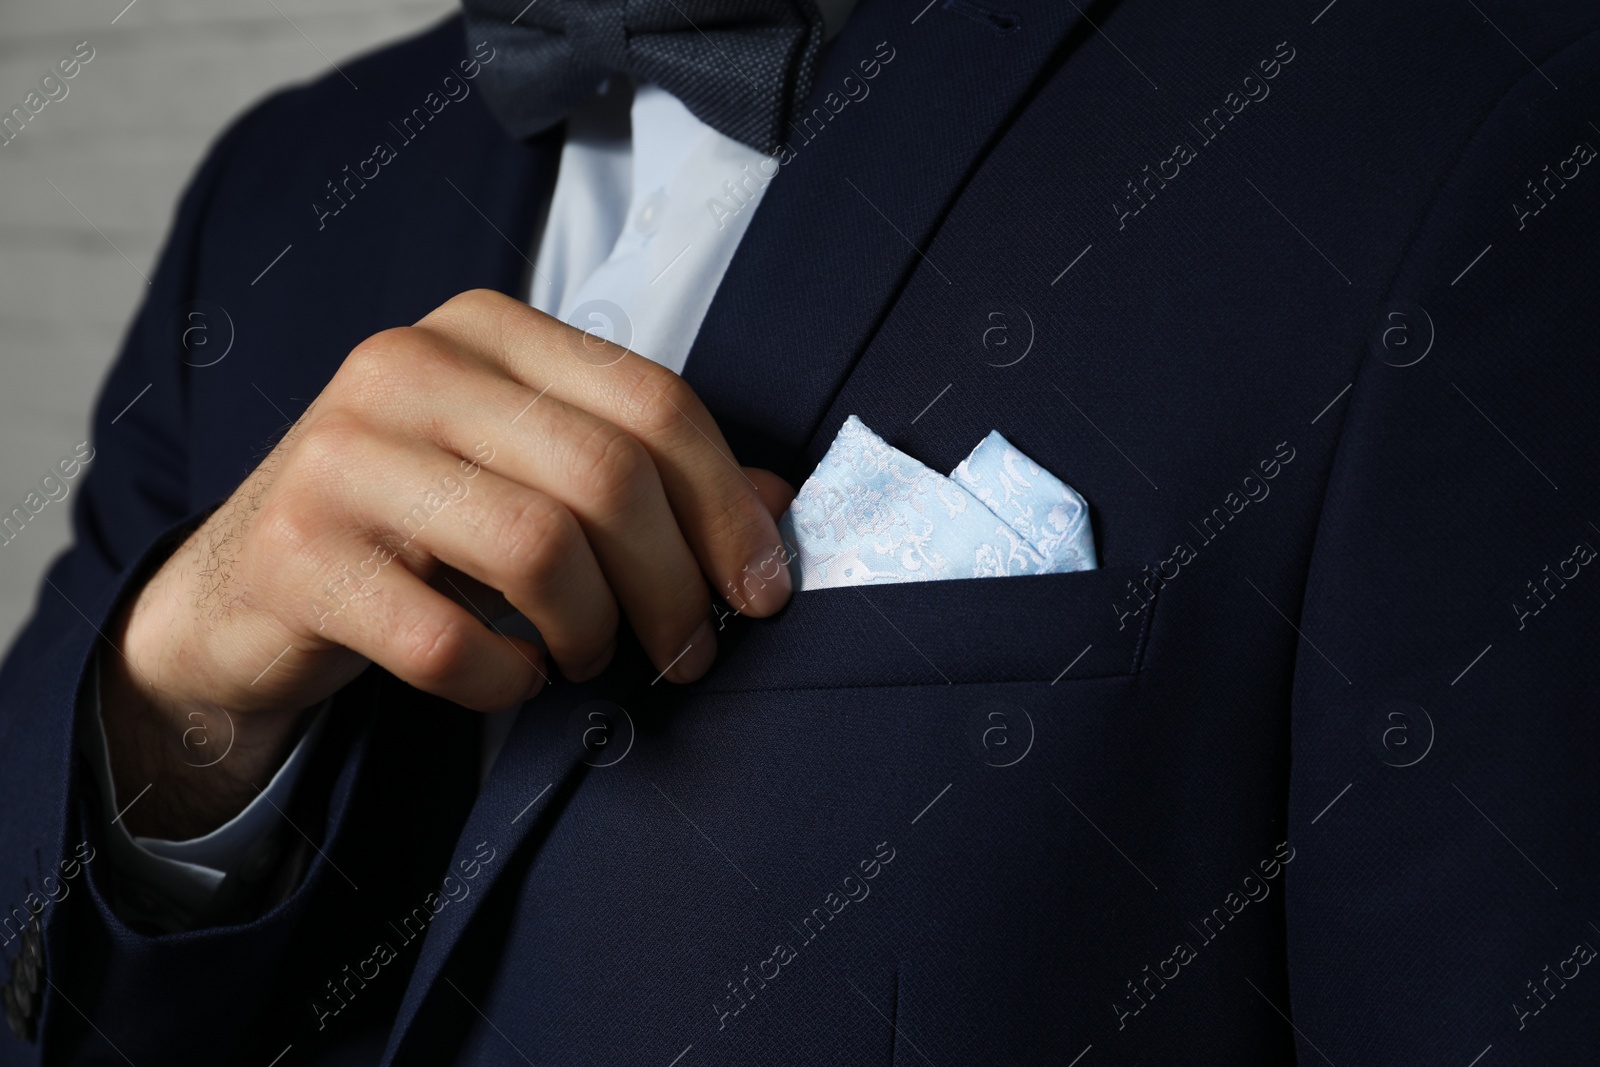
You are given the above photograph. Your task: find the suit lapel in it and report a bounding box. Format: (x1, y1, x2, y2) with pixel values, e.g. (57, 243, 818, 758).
(381, 1, 1096, 1059)
(682, 0, 1092, 478)
(367, 125, 560, 325)
(378, 649, 654, 1066)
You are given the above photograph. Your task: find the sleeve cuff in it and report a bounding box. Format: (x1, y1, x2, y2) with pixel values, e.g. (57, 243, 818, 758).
(81, 647, 331, 924)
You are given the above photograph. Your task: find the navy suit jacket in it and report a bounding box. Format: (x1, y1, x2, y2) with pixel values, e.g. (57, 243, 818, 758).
(4, 1, 1600, 1063)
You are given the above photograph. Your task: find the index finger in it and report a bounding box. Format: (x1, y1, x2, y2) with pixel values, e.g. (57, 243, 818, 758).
(419, 290, 795, 618)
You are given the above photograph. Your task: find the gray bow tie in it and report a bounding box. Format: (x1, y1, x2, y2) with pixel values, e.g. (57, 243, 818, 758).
(460, 0, 825, 154)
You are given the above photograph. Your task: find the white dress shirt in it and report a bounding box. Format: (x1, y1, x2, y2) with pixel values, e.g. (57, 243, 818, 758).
(527, 79, 774, 374)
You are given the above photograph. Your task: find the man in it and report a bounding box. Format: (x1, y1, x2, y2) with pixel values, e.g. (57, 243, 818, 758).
(3, 0, 1599, 1062)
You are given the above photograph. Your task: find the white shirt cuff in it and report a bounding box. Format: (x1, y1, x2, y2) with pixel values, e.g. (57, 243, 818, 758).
(84, 647, 330, 923)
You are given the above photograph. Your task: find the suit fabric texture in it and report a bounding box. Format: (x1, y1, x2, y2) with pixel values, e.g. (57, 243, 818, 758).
(2, 1, 1600, 1063)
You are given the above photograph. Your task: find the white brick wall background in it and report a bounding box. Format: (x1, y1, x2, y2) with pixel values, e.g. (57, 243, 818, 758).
(0, 0, 455, 657)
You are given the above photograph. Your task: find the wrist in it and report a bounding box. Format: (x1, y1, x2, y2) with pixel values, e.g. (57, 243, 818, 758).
(102, 591, 311, 839)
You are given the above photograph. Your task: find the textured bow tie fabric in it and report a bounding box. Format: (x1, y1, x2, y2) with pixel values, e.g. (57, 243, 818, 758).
(779, 416, 1098, 591)
(461, 0, 824, 154)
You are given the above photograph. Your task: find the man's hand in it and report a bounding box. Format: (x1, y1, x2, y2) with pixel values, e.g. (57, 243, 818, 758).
(101, 290, 795, 837)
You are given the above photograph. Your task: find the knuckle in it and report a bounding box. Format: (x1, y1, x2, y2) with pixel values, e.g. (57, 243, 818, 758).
(397, 613, 474, 690)
(252, 498, 322, 559)
(424, 289, 521, 342)
(337, 327, 439, 407)
(522, 515, 582, 595)
(618, 367, 695, 440)
(443, 288, 513, 318)
(340, 328, 405, 382)
(292, 413, 368, 477)
(495, 496, 578, 594)
(572, 424, 653, 517)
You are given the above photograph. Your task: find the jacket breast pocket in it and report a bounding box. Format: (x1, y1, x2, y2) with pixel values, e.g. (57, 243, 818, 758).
(702, 563, 1159, 693)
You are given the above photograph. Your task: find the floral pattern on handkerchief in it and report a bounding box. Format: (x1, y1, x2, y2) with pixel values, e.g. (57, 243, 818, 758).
(779, 415, 1096, 591)
(953, 430, 1096, 573)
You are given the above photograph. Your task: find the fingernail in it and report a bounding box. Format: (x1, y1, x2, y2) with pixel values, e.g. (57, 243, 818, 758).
(667, 619, 717, 683)
(736, 543, 794, 617)
(524, 668, 547, 702)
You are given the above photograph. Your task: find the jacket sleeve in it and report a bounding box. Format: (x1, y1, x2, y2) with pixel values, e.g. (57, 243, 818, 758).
(76, 653, 334, 931)
(1284, 29, 1600, 1065)
(0, 97, 372, 1066)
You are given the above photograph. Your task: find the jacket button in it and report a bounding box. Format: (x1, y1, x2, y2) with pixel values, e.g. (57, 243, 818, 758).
(9, 953, 34, 1001)
(3, 918, 44, 1043)
(2, 979, 35, 1042)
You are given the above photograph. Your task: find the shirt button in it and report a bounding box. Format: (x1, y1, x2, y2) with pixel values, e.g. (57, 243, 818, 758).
(634, 191, 667, 235)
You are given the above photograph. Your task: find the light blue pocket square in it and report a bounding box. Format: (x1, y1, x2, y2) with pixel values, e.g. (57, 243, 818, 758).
(779, 415, 1097, 591)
